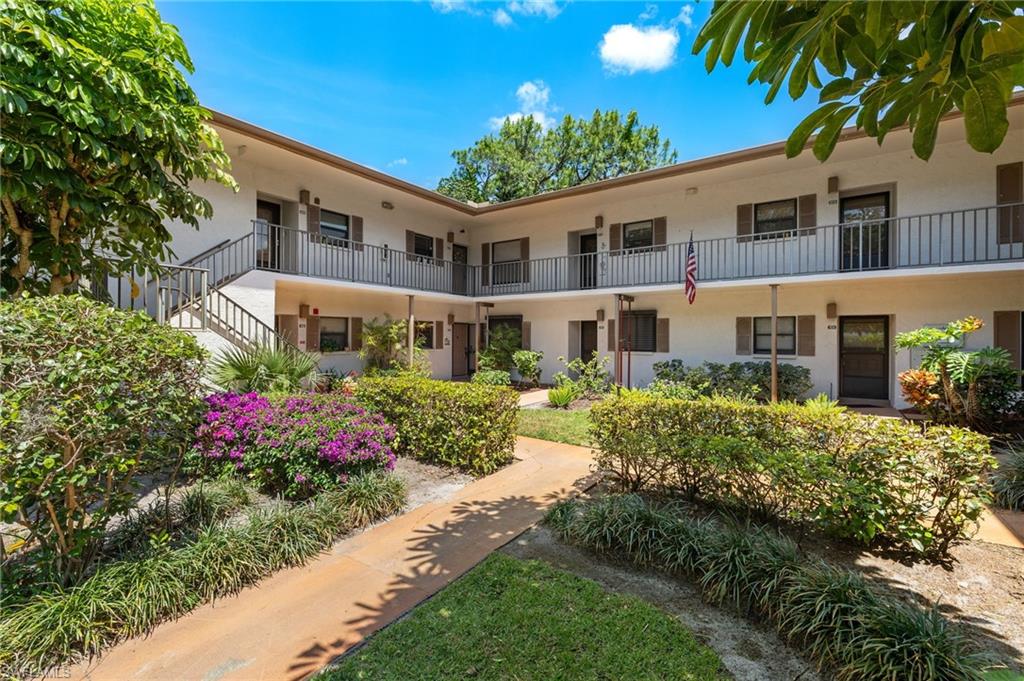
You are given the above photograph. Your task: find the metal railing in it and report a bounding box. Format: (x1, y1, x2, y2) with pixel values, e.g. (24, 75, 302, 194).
(253, 221, 474, 296)
(251, 203, 1020, 297)
(89, 263, 210, 330)
(203, 288, 302, 352)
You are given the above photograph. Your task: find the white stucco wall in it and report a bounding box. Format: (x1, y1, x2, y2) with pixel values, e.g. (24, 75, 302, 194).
(487, 270, 1024, 407)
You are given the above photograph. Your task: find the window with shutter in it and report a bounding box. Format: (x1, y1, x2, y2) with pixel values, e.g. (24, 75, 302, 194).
(754, 316, 796, 355)
(997, 162, 1024, 244)
(620, 310, 657, 352)
(735, 317, 752, 355)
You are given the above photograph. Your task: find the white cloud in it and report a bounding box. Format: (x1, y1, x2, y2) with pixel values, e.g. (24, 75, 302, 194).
(638, 3, 658, 21)
(506, 0, 561, 19)
(488, 79, 558, 130)
(387, 157, 408, 167)
(430, 0, 478, 14)
(599, 23, 680, 74)
(673, 4, 694, 29)
(431, 0, 563, 25)
(493, 7, 514, 27)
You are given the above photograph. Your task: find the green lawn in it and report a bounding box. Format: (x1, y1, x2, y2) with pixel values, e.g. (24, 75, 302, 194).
(321, 553, 725, 680)
(515, 407, 592, 446)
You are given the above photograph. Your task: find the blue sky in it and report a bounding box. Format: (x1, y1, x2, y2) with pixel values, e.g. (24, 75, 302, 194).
(158, 1, 823, 189)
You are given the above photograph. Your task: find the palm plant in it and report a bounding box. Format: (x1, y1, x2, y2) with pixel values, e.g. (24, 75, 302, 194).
(209, 344, 320, 393)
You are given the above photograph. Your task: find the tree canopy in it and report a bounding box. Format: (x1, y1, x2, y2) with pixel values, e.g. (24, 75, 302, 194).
(693, 1, 1024, 161)
(0, 0, 237, 295)
(437, 110, 677, 204)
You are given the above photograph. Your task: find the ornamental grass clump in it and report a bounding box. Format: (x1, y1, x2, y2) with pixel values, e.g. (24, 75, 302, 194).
(191, 393, 397, 498)
(0, 474, 406, 674)
(546, 495, 991, 681)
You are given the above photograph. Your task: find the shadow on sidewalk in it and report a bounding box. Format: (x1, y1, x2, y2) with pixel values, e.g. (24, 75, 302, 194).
(286, 479, 591, 680)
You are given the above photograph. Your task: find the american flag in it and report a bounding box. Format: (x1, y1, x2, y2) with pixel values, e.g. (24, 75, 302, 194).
(684, 232, 697, 304)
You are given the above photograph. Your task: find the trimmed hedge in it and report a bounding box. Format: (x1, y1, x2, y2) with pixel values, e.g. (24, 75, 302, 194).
(357, 376, 519, 474)
(591, 394, 995, 556)
(652, 360, 813, 401)
(546, 495, 990, 681)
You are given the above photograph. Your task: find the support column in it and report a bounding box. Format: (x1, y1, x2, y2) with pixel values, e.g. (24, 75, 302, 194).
(474, 303, 481, 372)
(770, 284, 779, 403)
(473, 302, 493, 372)
(407, 294, 415, 368)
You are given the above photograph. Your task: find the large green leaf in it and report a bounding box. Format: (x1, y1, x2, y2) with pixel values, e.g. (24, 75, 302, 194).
(785, 102, 845, 158)
(963, 74, 1009, 153)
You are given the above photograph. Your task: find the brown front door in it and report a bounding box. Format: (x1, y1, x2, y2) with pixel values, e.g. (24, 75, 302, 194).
(452, 322, 471, 377)
(840, 192, 890, 270)
(452, 244, 468, 295)
(579, 233, 598, 288)
(256, 200, 280, 270)
(839, 316, 889, 401)
(580, 320, 598, 361)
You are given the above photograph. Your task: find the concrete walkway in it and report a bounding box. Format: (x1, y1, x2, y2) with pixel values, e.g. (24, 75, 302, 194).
(518, 388, 549, 408)
(72, 437, 595, 681)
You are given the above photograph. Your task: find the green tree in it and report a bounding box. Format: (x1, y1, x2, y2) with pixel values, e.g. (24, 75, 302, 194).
(693, 1, 1024, 161)
(438, 111, 677, 203)
(0, 0, 237, 295)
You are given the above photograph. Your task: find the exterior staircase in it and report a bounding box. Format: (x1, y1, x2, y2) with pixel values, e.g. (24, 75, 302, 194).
(89, 231, 299, 355)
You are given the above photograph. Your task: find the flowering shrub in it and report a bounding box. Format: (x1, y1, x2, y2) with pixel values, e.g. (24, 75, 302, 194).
(192, 393, 396, 498)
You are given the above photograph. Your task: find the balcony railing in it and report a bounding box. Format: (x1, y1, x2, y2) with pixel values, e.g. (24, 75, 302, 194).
(252, 203, 1022, 297)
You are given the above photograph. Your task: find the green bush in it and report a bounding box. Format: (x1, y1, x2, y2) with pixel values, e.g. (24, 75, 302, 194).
(552, 352, 611, 400)
(992, 443, 1024, 510)
(547, 384, 578, 409)
(472, 369, 512, 386)
(357, 376, 519, 474)
(0, 295, 206, 586)
(512, 349, 543, 386)
(0, 474, 405, 673)
(209, 344, 320, 393)
(590, 394, 994, 556)
(651, 360, 813, 401)
(547, 495, 989, 681)
(478, 325, 521, 372)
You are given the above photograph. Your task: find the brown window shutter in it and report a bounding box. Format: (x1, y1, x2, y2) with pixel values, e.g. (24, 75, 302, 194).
(797, 315, 815, 356)
(656, 318, 670, 353)
(607, 319, 616, 352)
(481, 242, 490, 286)
(307, 204, 321, 235)
(653, 217, 667, 246)
(798, 194, 816, 235)
(306, 316, 320, 352)
(434, 237, 444, 262)
(997, 162, 1023, 244)
(350, 317, 363, 351)
(405, 230, 415, 262)
(351, 215, 364, 251)
(737, 204, 753, 243)
(609, 223, 622, 253)
(735, 317, 752, 355)
(994, 311, 1021, 372)
(435, 320, 444, 350)
(521, 321, 531, 350)
(520, 237, 530, 283)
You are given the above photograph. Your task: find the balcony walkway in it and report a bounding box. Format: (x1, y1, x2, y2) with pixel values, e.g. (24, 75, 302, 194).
(70, 437, 596, 681)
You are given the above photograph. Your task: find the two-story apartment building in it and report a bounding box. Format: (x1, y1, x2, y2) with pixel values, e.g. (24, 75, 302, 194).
(116, 98, 1024, 408)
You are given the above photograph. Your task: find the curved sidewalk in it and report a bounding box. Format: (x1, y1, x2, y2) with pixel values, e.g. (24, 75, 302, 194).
(71, 437, 594, 681)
